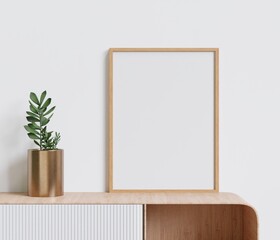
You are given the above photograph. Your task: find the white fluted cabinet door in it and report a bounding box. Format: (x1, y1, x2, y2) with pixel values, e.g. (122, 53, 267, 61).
(0, 205, 143, 240)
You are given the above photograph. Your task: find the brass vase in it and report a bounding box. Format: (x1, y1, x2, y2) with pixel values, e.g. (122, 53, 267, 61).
(28, 149, 64, 197)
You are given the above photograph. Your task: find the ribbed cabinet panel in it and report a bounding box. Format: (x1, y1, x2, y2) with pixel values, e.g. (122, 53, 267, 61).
(0, 205, 143, 240)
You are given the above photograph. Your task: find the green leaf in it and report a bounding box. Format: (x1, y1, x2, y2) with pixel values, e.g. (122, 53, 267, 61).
(29, 101, 39, 114)
(52, 132, 61, 149)
(41, 117, 49, 126)
(28, 133, 40, 140)
(26, 116, 40, 122)
(27, 123, 36, 129)
(40, 91, 47, 105)
(29, 123, 40, 130)
(47, 132, 53, 140)
(30, 92, 40, 105)
(43, 106, 55, 116)
(26, 111, 38, 118)
(41, 98, 51, 110)
(24, 125, 38, 135)
(48, 113, 53, 120)
(34, 140, 40, 147)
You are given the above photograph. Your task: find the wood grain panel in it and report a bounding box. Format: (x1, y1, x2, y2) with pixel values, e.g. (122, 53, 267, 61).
(146, 204, 244, 240)
(243, 205, 258, 240)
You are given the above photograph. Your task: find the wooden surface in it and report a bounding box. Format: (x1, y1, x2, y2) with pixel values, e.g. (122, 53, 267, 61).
(0, 192, 249, 205)
(108, 48, 219, 193)
(146, 205, 244, 240)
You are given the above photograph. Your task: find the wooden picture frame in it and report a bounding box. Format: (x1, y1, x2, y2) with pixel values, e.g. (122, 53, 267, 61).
(109, 48, 219, 192)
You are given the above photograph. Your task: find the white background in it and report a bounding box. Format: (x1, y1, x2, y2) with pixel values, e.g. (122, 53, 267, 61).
(0, 0, 279, 239)
(113, 52, 214, 190)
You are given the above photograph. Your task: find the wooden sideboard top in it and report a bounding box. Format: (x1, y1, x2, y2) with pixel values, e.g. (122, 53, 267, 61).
(0, 192, 251, 206)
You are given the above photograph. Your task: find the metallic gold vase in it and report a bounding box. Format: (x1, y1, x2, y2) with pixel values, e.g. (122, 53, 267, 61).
(28, 149, 64, 197)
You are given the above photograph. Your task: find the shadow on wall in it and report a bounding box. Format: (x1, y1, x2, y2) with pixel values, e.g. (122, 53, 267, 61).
(0, 101, 32, 192)
(8, 154, 27, 192)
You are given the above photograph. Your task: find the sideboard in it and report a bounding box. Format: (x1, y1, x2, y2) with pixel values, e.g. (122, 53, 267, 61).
(0, 192, 258, 240)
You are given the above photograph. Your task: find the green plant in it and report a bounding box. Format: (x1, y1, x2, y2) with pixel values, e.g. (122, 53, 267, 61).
(24, 90, 61, 150)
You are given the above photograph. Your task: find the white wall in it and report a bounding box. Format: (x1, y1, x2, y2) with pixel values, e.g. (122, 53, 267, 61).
(0, 0, 279, 239)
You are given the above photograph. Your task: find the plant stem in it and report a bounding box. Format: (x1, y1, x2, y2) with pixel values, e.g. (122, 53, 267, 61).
(39, 106, 42, 150)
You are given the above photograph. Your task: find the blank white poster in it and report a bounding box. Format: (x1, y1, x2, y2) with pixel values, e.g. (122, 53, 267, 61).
(112, 51, 216, 190)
